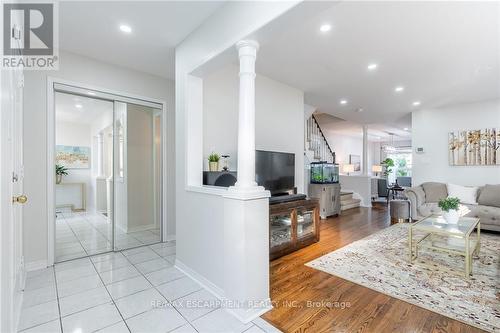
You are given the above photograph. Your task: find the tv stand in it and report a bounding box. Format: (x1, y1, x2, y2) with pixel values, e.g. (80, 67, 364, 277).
(269, 198, 320, 260)
(269, 193, 306, 205)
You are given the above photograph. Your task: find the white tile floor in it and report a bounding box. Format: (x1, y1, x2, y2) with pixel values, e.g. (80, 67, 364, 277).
(56, 211, 161, 262)
(19, 242, 281, 333)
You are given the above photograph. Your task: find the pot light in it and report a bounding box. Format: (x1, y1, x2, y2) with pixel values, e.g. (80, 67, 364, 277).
(394, 86, 405, 93)
(404, 127, 409, 131)
(356, 108, 364, 113)
(75, 104, 83, 109)
(367, 63, 378, 71)
(319, 24, 332, 32)
(412, 101, 421, 106)
(340, 99, 348, 105)
(119, 24, 132, 33)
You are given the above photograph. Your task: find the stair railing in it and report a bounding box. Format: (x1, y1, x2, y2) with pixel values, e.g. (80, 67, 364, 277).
(306, 114, 335, 163)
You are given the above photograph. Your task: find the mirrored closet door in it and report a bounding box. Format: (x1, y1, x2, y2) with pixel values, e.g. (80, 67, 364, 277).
(54, 92, 115, 262)
(112, 102, 162, 251)
(53, 83, 163, 262)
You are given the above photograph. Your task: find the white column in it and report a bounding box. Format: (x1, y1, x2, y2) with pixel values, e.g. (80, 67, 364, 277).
(362, 125, 368, 176)
(97, 132, 104, 177)
(223, 40, 271, 323)
(234, 40, 260, 190)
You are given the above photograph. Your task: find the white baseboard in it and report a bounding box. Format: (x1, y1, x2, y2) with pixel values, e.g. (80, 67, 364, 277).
(174, 259, 225, 298)
(174, 259, 272, 323)
(25, 260, 48, 272)
(164, 234, 176, 242)
(225, 300, 273, 324)
(125, 223, 157, 233)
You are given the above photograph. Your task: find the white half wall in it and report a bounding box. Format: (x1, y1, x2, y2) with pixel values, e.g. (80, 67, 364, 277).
(175, 0, 299, 307)
(339, 175, 372, 207)
(412, 100, 500, 186)
(23, 51, 175, 266)
(203, 65, 305, 193)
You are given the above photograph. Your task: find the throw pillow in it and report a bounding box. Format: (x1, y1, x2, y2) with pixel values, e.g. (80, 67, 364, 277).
(421, 182, 448, 203)
(447, 183, 478, 205)
(477, 184, 500, 208)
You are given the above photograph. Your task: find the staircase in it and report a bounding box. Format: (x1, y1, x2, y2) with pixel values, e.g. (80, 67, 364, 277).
(340, 191, 361, 211)
(305, 114, 335, 163)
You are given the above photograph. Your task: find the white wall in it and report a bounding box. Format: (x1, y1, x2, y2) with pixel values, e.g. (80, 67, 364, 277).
(203, 65, 305, 192)
(412, 100, 500, 186)
(326, 133, 380, 175)
(23, 51, 175, 266)
(55, 120, 93, 212)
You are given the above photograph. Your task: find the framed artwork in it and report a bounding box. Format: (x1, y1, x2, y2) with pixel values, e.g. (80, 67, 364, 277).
(448, 128, 499, 166)
(349, 154, 361, 171)
(56, 145, 90, 169)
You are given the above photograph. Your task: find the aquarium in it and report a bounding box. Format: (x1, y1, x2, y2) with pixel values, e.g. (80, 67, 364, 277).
(310, 162, 339, 184)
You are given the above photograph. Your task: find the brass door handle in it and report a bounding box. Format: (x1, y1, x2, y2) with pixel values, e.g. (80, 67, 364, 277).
(12, 195, 27, 204)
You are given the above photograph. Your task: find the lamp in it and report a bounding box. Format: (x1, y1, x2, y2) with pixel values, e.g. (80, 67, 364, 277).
(343, 164, 355, 176)
(372, 165, 382, 177)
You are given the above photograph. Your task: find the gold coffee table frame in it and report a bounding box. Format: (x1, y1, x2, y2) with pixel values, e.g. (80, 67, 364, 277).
(408, 215, 480, 278)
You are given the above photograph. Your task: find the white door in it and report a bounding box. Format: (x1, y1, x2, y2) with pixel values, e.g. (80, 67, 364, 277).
(0, 67, 25, 332)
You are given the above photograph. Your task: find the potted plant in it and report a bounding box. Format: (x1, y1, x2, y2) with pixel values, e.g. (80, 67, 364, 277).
(208, 152, 220, 172)
(55, 164, 68, 184)
(438, 197, 460, 224)
(381, 158, 394, 178)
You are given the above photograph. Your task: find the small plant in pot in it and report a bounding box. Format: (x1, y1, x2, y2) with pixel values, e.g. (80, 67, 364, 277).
(438, 197, 461, 224)
(208, 152, 220, 172)
(55, 164, 68, 184)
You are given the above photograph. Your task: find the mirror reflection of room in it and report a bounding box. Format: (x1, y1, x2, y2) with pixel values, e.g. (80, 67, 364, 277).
(55, 92, 114, 262)
(55, 93, 163, 262)
(112, 102, 162, 251)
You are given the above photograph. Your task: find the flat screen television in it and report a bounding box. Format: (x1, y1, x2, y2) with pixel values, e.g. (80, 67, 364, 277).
(256, 150, 295, 195)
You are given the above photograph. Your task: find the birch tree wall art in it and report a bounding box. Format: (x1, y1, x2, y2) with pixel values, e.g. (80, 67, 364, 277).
(449, 128, 499, 166)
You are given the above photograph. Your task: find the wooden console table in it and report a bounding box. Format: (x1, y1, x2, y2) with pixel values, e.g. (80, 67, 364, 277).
(269, 198, 320, 260)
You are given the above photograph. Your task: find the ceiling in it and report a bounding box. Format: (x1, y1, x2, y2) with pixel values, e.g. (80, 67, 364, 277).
(314, 112, 411, 142)
(58, 1, 499, 137)
(250, 1, 500, 132)
(55, 92, 113, 124)
(59, 1, 224, 79)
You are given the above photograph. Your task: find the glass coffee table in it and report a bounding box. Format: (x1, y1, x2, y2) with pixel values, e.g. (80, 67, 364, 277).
(408, 215, 481, 278)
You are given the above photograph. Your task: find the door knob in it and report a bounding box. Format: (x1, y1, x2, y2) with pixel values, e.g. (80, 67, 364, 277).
(12, 195, 27, 204)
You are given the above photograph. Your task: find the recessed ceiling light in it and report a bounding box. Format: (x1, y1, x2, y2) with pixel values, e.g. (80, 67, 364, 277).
(87, 91, 96, 96)
(319, 24, 332, 32)
(394, 86, 405, 93)
(75, 104, 83, 109)
(404, 127, 409, 131)
(340, 99, 348, 105)
(119, 24, 132, 33)
(356, 108, 364, 113)
(367, 63, 378, 71)
(412, 101, 421, 106)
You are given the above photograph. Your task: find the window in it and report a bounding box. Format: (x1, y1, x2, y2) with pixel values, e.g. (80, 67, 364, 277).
(386, 148, 412, 184)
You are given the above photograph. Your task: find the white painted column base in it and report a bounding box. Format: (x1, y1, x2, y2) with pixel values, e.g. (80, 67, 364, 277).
(223, 189, 271, 323)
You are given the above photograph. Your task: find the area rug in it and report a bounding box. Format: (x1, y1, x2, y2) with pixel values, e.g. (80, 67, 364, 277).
(306, 223, 499, 332)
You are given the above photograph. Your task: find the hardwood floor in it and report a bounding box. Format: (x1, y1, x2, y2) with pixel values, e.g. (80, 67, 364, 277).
(263, 203, 484, 333)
